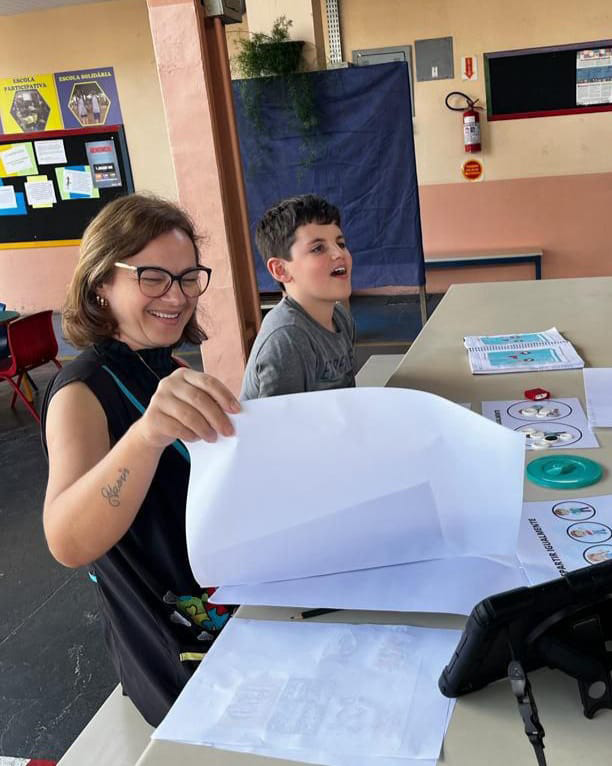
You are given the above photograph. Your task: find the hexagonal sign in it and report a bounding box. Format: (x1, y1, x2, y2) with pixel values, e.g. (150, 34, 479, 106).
(68, 81, 110, 127)
(10, 89, 51, 132)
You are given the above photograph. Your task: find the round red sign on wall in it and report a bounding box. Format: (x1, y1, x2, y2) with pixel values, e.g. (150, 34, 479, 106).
(462, 158, 483, 181)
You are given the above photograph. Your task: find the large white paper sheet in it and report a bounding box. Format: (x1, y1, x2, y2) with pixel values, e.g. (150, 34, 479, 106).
(154, 618, 459, 766)
(186, 388, 525, 587)
(583, 368, 612, 427)
(211, 555, 528, 616)
(518, 494, 612, 584)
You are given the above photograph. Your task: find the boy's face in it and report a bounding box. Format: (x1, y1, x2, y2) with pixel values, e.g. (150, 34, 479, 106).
(269, 222, 352, 304)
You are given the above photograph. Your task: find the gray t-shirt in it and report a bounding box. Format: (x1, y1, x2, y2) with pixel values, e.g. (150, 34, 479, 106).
(241, 296, 356, 399)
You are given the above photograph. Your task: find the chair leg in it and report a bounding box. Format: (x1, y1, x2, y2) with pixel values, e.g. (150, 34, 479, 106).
(10, 373, 23, 408)
(5, 376, 40, 423)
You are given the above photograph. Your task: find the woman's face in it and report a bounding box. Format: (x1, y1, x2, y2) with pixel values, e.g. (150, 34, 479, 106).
(99, 228, 199, 350)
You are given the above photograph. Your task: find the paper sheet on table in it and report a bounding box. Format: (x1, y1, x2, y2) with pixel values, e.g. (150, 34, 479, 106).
(186, 388, 525, 587)
(211, 555, 528, 615)
(518, 493, 612, 584)
(583, 368, 612, 427)
(154, 619, 459, 766)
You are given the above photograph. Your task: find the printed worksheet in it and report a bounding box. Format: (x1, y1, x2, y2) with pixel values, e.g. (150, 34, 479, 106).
(481, 397, 599, 450)
(518, 494, 612, 584)
(464, 328, 584, 374)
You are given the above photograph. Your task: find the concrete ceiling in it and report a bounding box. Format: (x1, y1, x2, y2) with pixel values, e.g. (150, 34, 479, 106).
(1, 0, 115, 15)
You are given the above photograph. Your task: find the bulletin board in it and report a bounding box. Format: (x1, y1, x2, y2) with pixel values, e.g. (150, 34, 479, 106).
(485, 39, 612, 120)
(0, 124, 133, 247)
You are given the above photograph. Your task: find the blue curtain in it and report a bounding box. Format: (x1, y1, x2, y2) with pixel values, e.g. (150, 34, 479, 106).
(232, 61, 425, 291)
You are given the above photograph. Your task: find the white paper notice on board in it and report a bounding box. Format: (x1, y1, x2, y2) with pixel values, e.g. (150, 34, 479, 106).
(186, 387, 525, 587)
(34, 139, 67, 165)
(0, 185, 17, 209)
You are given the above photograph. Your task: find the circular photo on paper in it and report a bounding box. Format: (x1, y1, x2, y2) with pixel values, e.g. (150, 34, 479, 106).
(584, 545, 612, 565)
(567, 522, 612, 543)
(508, 400, 572, 421)
(516, 423, 581, 449)
(552, 501, 596, 521)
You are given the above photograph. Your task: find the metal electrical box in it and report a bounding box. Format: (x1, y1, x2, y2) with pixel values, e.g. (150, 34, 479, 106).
(352, 45, 415, 115)
(414, 37, 454, 81)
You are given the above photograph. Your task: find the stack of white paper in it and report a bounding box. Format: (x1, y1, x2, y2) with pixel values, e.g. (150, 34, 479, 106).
(583, 368, 612, 427)
(154, 619, 461, 766)
(186, 387, 526, 614)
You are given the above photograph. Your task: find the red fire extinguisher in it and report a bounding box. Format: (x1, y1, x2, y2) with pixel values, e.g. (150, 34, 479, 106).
(445, 92, 483, 152)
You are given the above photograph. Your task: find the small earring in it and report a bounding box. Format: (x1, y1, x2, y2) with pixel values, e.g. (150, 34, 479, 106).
(96, 295, 108, 308)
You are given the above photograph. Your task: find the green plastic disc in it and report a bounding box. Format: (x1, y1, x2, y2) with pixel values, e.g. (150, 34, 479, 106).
(526, 455, 603, 489)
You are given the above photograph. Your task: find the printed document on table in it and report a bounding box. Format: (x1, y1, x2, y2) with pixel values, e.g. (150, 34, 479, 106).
(463, 327, 584, 374)
(583, 368, 612, 427)
(154, 619, 460, 766)
(518, 493, 612, 584)
(186, 388, 525, 589)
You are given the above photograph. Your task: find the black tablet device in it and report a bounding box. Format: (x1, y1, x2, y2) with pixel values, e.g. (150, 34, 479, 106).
(439, 558, 612, 717)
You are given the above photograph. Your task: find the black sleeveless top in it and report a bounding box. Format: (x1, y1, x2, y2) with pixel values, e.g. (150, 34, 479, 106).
(41, 339, 231, 726)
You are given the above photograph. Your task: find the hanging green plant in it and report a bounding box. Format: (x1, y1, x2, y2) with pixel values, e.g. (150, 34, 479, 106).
(233, 16, 318, 164)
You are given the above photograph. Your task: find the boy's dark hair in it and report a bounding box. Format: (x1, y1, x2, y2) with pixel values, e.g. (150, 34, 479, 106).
(255, 194, 341, 266)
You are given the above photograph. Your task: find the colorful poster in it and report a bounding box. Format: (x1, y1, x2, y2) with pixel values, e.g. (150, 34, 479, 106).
(0, 73, 62, 133)
(55, 165, 100, 200)
(0, 142, 38, 177)
(54, 67, 123, 128)
(85, 138, 122, 188)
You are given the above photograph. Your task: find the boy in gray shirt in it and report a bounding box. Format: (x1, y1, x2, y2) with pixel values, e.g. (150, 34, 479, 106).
(241, 195, 356, 399)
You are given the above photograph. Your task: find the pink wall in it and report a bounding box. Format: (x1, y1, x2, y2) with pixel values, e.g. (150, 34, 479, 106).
(420, 171, 612, 293)
(0, 245, 78, 312)
(3, 170, 612, 311)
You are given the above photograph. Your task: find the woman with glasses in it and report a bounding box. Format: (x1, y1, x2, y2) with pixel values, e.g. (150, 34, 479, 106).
(41, 193, 240, 726)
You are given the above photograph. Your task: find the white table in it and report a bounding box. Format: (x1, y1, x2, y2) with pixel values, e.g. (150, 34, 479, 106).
(137, 277, 612, 766)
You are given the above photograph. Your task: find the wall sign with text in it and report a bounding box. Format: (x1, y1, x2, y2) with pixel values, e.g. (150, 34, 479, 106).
(0, 67, 123, 135)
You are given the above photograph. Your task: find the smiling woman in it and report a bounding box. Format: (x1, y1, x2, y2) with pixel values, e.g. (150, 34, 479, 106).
(39, 193, 241, 727)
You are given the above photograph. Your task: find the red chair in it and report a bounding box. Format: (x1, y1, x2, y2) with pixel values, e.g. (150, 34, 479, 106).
(0, 310, 62, 422)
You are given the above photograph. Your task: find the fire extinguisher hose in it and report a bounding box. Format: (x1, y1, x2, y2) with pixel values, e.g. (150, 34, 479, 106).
(445, 91, 481, 112)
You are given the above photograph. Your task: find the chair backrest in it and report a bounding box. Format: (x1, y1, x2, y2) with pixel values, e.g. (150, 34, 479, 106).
(0, 302, 8, 358)
(7, 310, 59, 370)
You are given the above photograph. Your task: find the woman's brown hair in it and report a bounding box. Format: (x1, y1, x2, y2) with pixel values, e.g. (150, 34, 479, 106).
(63, 193, 207, 348)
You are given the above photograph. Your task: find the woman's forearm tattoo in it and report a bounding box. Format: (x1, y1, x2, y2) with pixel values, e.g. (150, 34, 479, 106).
(101, 467, 130, 507)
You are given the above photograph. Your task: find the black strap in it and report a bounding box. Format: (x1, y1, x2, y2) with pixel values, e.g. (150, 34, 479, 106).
(508, 660, 547, 766)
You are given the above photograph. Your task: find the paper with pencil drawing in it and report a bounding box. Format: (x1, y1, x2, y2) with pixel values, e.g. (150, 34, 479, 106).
(153, 618, 459, 766)
(186, 388, 525, 599)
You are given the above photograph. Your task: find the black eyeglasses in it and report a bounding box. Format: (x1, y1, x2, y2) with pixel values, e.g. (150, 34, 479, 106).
(115, 262, 212, 298)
